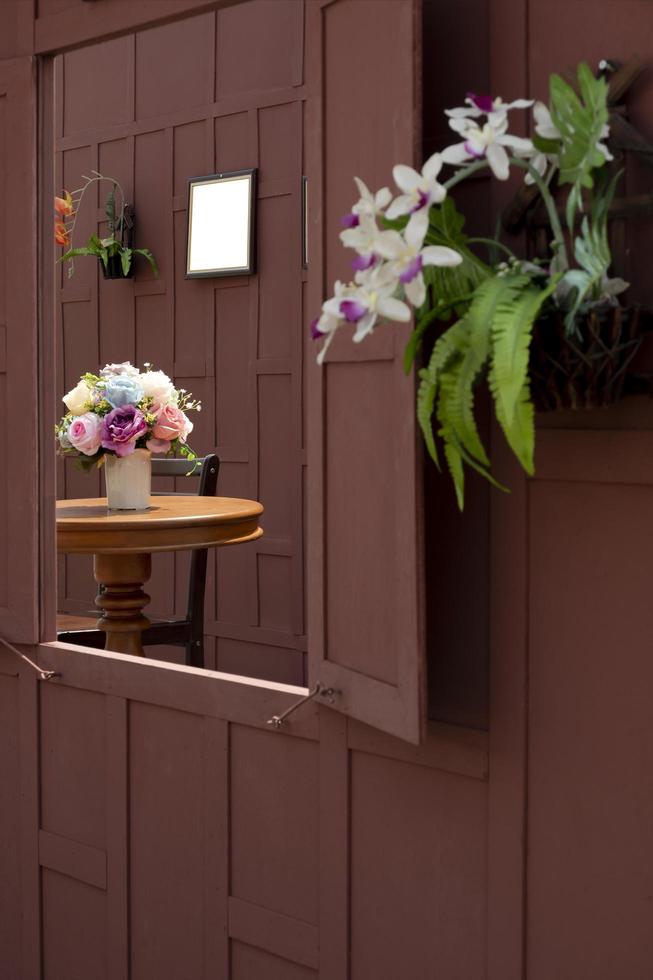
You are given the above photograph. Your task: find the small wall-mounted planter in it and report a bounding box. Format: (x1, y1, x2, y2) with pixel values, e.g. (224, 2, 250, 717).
(530, 306, 644, 412)
(101, 255, 134, 280)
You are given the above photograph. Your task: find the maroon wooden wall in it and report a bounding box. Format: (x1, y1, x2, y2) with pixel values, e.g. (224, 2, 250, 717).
(487, 2, 653, 977)
(55, 0, 307, 684)
(2, 3, 490, 979)
(2, 1, 653, 979)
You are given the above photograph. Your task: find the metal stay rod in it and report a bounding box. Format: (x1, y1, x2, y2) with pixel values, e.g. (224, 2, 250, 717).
(0, 636, 59, 680)
(267, 682, 336, 729)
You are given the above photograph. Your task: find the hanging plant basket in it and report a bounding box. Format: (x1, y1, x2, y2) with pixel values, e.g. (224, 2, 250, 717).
(530, 305, 643, 412)
(101, 254, 134, 280)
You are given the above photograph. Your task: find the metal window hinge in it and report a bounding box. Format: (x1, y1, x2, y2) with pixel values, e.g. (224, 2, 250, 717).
(267, 682, 337, 730)
(0, 636, 60, 680)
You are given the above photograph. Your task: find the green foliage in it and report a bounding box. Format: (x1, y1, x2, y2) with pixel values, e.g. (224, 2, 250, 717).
(59, 236, 159, 278)
(549, 62, 610, 230)
(105, 185, 117, 237)
(416, 271, 560, 509)
(404, 199, 490, 372)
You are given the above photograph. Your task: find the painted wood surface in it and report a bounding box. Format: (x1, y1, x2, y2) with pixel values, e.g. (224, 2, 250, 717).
(2, 0, 653, 978)
(306, 0, 426, 743)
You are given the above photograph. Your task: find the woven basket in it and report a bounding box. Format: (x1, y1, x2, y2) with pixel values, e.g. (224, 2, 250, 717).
(530, 305, 643, 412)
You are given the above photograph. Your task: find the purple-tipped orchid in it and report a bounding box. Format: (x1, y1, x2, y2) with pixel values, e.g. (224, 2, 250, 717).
(446, 93, 533, 128)
(442, 115, 533, 181)
(376, 223, 462, 309)
(312, 281, 362, 364)
(385, 152, 447, 245)
(340, 213, 382, 273)
(322, 267, 410, 345)
(351, 177, 392, 218)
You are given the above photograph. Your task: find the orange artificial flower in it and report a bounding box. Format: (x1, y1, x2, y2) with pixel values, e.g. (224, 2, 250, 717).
(54, 190, 74, 216)
(54, 221, 70, 246)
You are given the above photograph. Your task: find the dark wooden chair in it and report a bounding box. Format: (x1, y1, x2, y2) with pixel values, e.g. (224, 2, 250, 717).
(56, 453, 220, 667)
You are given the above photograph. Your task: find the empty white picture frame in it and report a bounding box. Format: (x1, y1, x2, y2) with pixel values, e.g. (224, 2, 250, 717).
(185, 169, 256, 278)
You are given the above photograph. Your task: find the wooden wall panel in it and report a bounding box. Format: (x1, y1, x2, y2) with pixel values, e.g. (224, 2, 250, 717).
(129, 702, 208, 980)
(350, 751, 487, 980)
(56, 1, 307, 684)
(134, 15, 215, 120)
(0, 673, 20, 975)
(0, 58, 39, 641)
(215, 0, 302, 98)
(0, 91, 6, 611)
(42, 871, 107, 980)
(40, 685, 107, 849)
(230, 724, 319, 924)
(231, 943, 317, 980)
(527, 475, 653, 979)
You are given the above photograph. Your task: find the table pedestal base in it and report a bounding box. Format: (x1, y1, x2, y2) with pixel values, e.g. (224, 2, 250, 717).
(94, 552, 152, 657)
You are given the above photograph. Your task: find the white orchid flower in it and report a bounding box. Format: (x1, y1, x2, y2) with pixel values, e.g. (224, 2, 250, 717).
(311, 280, 358, 364)
(322, 266, 410, 344)
(385, 152, 447, 245)
(441, 115, 534, 181)
(340, 213, 383, 273)
(352, 177, 392, 217)
(522, 101, 562, 183)
(341, 177, 392, 232)
(375, 224, 462, 309)
(446, 92, 533, 128)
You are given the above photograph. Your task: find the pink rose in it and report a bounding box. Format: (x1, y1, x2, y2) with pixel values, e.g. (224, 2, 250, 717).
(68, 412, 103, 456)
(146, 438, 172, 454)
(152, 404, 193, 443)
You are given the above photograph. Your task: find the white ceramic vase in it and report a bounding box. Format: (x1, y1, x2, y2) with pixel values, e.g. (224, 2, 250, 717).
(104, 449, 152, 511)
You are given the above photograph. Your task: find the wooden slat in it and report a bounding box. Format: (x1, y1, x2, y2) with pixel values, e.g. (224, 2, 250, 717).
(38, 830, 107, 891)
(318, 709, 349, 980)
(38, 643, 318, 737)
(54, 88, 307, 153)
(203, 717, 229, 977)
(19, 668, 41, 980)
(105, 696, 129, 980)
(228, 897, 319, 971)
(535, 429, 653, 486)
(35, 0, 244, 55)
(348, 719, 489, 780)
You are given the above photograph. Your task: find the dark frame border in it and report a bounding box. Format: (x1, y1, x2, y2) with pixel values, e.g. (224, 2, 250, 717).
(185, 167, 257, 279)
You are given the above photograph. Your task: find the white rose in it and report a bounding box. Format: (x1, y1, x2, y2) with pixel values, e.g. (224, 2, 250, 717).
(63, 379, 92, 416)
(140, 370, 175, 406)
(100, 361, 140, 379)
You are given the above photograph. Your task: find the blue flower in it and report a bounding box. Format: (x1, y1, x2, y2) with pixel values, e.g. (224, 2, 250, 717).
(104, 375, 144, 409)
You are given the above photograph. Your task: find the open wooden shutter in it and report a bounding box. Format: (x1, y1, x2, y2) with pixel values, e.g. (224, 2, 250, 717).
(0, 57, 39, 643)
(306, 0, 425, 743)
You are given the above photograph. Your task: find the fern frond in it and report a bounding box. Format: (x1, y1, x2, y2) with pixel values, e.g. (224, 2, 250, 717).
(489, 279, 557, 431)
(417, 369, 439, 466)
(489, 375, 535, 474)
(415, 319, 468, 465)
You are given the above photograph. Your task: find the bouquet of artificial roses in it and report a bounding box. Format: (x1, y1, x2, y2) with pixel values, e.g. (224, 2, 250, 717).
(56, 361, 201, 469)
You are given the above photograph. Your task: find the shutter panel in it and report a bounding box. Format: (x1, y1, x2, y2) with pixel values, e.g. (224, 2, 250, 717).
(0, 58, 39, 642)
(306, 0, 425, 743)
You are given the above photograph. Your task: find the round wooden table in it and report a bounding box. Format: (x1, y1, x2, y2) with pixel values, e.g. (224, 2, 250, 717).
(56, 496, 263, 657)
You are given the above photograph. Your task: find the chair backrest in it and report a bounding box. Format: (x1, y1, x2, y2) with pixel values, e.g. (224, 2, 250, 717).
(151, 453, 219, 497)
(151, 453, 220, 630)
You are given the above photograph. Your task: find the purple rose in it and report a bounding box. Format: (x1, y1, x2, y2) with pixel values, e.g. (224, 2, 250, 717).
(101, 405, 148, 457)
